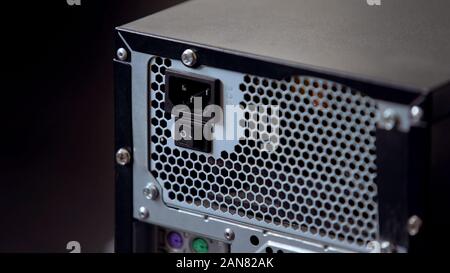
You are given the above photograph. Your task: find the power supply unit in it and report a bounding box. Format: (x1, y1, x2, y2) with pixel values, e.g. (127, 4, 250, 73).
(114, 0, 450, 253)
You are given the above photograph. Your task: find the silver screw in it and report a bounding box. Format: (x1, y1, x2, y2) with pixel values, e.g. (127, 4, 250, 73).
(407, 215, 423, 236)
(138, 207, 149, 219)
(410, 106, 424, 123)
(116, 148, 131, 166)
(381, 108, 399, 130)
(143, 184, 159, 200)
(380, 241, 393, 253)
(224, 228, 235, 241)
(367, 241, 381, 253)
(117, 48, 128, 61)
(181, 49, 198, 67)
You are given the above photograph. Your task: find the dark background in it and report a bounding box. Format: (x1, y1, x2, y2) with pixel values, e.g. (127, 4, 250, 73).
(0, 0, 185, 253)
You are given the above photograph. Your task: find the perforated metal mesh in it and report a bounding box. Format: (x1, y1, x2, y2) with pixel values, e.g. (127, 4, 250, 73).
(149, 56, 379, 248)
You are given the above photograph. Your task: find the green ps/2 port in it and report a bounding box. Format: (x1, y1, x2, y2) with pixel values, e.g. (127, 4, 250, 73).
(192, 238, 209, 253)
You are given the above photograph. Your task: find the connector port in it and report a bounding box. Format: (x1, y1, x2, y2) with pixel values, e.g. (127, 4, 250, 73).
(165, 70, 221, 118)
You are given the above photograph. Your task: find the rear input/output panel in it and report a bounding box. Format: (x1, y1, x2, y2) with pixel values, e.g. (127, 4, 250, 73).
(157, 227, 229, 253)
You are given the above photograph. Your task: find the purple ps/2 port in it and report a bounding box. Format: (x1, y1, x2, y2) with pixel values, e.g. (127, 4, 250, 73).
(167, 231, 184, 249)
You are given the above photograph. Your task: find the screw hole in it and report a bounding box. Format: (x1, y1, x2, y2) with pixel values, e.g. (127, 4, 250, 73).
(250, 235, 260, 246)
(265, 247, 273, 253)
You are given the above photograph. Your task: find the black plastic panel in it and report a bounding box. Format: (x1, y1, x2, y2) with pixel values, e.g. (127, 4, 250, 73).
(114, 60, 133, 253)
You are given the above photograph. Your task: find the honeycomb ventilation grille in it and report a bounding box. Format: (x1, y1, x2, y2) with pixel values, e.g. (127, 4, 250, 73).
(149, 56, 379, 248)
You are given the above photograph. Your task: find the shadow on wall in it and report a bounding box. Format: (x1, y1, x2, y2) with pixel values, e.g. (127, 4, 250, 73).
(0, 0, 185, 253)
